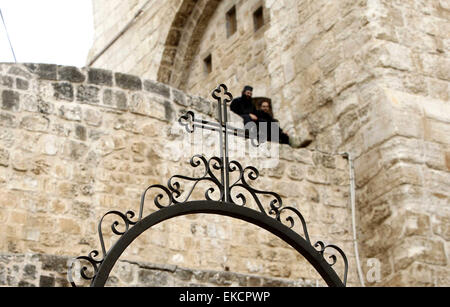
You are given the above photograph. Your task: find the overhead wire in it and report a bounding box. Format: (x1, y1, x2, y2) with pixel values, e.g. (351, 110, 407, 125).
(0, 7, 17, 63)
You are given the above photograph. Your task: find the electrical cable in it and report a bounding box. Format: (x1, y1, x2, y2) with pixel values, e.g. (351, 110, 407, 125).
(313, 148, 366, 286)
(0, 7, 17, 63)
(344, 152, 366, 287)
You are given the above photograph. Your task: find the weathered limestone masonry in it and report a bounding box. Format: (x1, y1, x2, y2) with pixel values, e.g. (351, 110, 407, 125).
(88, 0, 176, 79)
(87, 0, 450, 286)
(258, 0, 450, 286)
(0, 63, 355, 286)
(0, 253, 324, 287)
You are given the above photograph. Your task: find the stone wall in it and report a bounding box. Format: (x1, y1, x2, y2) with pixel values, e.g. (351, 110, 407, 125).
(336, 0, 450, 286)
(0, 253, 317, 287)
(88, 0, 178, 80)
(87, 0, 450, 286)
(0, 63, 356, 286)
(182, 0, 271, 97)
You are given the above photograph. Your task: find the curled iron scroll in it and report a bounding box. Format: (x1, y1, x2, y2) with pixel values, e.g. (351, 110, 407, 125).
(68, 210, 138, 287)
(314, 241, 348, 285)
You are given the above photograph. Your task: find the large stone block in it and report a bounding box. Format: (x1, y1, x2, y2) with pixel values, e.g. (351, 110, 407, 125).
(115, 72, 142, 91)
(371, 41, 415, 72)
(57, 66, 86, 83)
(88, 68, 113, 86)
(0, 75, 13, 88)
(1, 90, 20, 111)
(0, 114, 16, 134)
(0, 147, 9, 167)
(83, 108, 103, 127)
(129, 93, 165, 119)
(52, 82, 74, 102)
(384, 262, 435, 287)
(423, 118, 450, 145)
(401, 211, 432, 237)
(38, 135, 60, 156)
(432, 215, 450, 241)
(8, 66, 32, 79)
(393, 237, 447, 271)
(144, 80, 171, 98)
(102, 89, 128, 110)
(59, 105, 82, 122)
(76, 85, 100, 104)
(20, 115, 50, 132)
(62, 140, 88, 161)
(24, 63, 57, 81)
(334, 60, 360, 94)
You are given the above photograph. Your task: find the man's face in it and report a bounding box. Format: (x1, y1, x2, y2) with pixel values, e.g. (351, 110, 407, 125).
(261, 102, 270, 113)
(244, 90, 253, 99)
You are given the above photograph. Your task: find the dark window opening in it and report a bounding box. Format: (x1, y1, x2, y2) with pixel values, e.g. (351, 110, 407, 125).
(204, 54, 212, 74)
(253, 6, 264, 31)
(226, 6, 237, 37)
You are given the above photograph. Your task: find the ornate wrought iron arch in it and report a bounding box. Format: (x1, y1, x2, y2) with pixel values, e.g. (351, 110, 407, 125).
(68, 155, 348, 287)
(67, 85, 348, 287)
(96, 200, 347, 287)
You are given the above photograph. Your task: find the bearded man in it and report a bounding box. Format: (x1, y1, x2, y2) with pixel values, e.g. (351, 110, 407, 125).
(230, 85, 258, 126)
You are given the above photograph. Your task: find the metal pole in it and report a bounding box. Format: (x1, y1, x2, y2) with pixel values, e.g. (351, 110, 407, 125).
(216, 93, 226, 202)
(223, 97, 230, 202)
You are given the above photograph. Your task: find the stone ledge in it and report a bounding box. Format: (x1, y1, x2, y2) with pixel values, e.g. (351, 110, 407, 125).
(1, 63, 215, 123)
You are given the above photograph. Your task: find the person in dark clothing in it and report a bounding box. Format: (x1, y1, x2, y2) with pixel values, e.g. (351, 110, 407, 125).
(256, 100, 290, 145)
(230, 85, 258, 126)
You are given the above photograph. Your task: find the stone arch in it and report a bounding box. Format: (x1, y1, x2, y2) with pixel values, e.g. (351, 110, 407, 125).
(157, 0, 222, 89)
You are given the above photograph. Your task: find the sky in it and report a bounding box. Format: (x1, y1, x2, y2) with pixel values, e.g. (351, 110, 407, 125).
(0, 0, 94, 67)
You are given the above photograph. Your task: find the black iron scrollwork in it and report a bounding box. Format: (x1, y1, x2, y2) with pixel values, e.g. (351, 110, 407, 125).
(68, 153, 348, 287)
(314, 241, 348, 285)
(68, 84, 348, 287)
(212, 83, 233, 104)
(68, 210, 138, 287)
(178, 111, 195, 133)
(228, 159, 281, 215)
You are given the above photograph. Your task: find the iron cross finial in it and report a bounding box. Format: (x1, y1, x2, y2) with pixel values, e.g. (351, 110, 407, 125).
(178, 84, 258, 202)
